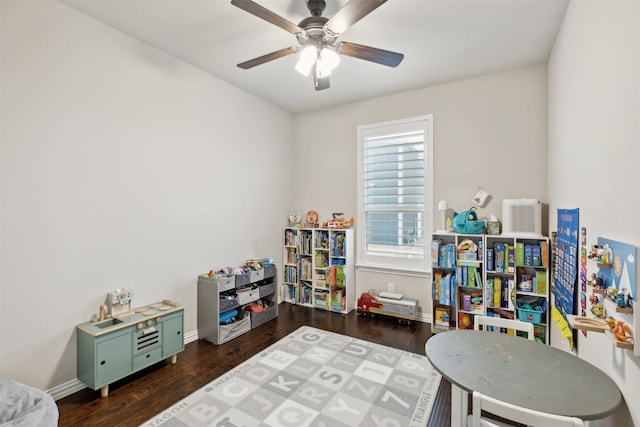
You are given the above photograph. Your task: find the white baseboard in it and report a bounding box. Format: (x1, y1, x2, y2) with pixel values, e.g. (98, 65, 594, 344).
(184, 329, 198, 344)
(48, 329, 199, 401)
(418, 312, 432, 324)
(47, 378, 87, 401)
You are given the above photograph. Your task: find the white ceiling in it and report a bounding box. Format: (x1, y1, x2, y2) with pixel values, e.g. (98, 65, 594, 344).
(61, 0, 569, 113)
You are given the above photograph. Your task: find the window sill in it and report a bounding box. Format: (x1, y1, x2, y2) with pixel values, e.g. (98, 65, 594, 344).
(356, 264, 432, 279)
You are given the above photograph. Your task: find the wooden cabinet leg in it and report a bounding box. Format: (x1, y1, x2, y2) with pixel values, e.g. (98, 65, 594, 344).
(101, 385, 109, 397)
(171, 354, 177, 364)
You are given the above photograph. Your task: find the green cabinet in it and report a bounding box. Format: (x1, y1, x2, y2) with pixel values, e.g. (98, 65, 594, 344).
(161, 311, 184, 358)
(96, 330, 132, 386)
(77, 305, 184, 397)
(78, 326, 133, 394)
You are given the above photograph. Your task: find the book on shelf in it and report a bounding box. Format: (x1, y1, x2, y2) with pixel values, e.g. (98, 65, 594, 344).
(493, 277, 502, 308)
(430, 239, 441, 267)
(535, 270, 547, 294)
(507, 245, 515, 273)
(516, 242, 525, 266)
(434, 305, 451, 328)
(486, 249, 494, 270)
(501, 278, 509, 308)
(524, 244, 533, 266)
(474, 268, 483, 288)
(439, 273, 455, 305)
(541, 241, 548, 267)
(494, 243, 505, 272)
(433, 271, 442, 300)
(485, 279, 494, 308)
(439, 243, 456, 268)
(532, 244, 541, 266)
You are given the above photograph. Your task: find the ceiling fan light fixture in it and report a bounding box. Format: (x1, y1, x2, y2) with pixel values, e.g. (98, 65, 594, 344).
(320, 47, 340, 70)
(295, 45, 318, 76)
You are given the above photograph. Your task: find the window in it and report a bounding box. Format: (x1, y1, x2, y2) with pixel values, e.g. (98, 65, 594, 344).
(356, 115, 433, 274)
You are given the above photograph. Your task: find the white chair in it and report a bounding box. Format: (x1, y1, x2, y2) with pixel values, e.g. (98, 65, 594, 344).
(474, 315, 535, 341)
(468, 391, 584, 427)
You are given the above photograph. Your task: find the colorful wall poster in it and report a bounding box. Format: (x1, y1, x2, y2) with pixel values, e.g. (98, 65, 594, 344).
(554, 208, 579, 319)
(597, 237, 636, 302)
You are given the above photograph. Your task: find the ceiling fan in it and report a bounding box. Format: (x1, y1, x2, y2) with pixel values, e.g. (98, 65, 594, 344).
(231, 0, 404, 90)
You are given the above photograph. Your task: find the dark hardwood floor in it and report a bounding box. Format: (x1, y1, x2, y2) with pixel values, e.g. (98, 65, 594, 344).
(57, 303, 451, 426)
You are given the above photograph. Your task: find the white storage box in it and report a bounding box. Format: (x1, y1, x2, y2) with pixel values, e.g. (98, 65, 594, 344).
(237, 287, 260, 305)
(248, 268, 265, 283)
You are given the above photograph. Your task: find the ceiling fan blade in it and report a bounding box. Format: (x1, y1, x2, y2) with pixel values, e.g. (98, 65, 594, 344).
(325, 0, 387, 35)
(231, 0, 303, 34)
(237, 46, 299, 69)
(337, 41, 404, 67)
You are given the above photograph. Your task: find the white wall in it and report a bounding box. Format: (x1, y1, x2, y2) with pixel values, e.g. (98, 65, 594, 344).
(548, 1, 640, 425)
(293, 65, 548, 312)
(0, 1, 293, 391)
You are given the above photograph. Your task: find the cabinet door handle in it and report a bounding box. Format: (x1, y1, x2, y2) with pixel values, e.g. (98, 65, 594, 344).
(146, 354, 150, 359)
(177, 331, 181, 335)
(100, 360, 106, 365)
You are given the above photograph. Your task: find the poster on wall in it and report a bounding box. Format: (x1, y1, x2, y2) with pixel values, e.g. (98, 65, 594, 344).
(554, 208, 579, 319)
(597, 237, 636, 302)
(595, 237, 637, 355)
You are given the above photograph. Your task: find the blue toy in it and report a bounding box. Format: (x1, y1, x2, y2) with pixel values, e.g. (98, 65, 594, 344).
(219, 309, 238, 325)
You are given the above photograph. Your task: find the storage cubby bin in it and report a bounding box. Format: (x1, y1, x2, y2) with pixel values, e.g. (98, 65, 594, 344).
(218, 311, 251, 344)
(246, 301, 277, 329)
(234, 272, 250, 288)
(517, 297, 547, 324)
(219, 295, 239, 312)
(199, 274, 235, 292)
(237, 287, 259, 305)
(248, 268, 265, 283)
(263, 265, 276, 279)
(258, 281, 276, 298)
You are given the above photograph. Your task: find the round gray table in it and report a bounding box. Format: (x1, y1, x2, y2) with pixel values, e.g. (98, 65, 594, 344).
(425, 330, 622, 425)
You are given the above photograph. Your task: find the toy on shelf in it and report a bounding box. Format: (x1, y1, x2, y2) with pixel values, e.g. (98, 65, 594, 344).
(288, 211, 303, 228)
(323, 213, 354, 229)
(588, 244, 612, 265)
(587, 273, 604, 291)
(612, 320, 633, 344)
(305, 210, 319, 228)
(591, 302, 604, 318)
(605, 285, 633, 312)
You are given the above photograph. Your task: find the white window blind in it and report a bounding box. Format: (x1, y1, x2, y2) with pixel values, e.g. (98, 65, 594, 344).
(357, 116, 433, 274)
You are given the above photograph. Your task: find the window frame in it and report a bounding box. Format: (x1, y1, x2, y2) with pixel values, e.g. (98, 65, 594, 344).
(356, 115, 434, 275)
